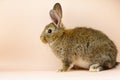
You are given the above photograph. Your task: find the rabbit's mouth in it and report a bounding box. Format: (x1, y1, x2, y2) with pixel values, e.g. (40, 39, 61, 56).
(40, 36, 48, 44)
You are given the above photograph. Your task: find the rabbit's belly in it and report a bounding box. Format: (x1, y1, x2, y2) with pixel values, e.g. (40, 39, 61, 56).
(74, 58, 90, 69)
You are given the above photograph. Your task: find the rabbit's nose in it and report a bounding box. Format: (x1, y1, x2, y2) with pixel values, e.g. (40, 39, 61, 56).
(40, 35, 45, 41)
(40, 35, 43, 40)
(40, 35, 48, 44)
(40, 35, 44, 41)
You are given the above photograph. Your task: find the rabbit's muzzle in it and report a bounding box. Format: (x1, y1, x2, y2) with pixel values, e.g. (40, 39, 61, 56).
(40, 35, 48, 44)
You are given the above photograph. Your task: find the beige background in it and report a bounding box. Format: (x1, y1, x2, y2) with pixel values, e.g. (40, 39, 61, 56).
(0, 0, 120, 71)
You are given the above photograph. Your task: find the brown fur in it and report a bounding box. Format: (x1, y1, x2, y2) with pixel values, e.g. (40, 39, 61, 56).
(40, 3, 118, 72)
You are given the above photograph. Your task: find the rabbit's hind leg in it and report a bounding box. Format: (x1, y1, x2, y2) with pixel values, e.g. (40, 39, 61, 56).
(89, 63, 103, 72)
(103, 61, 117, 69)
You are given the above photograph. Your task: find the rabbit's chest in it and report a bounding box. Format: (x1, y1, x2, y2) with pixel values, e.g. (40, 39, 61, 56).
(54, 47, 66, 57)
(51, 45, 68, 58)
(49, 40, 73, 58)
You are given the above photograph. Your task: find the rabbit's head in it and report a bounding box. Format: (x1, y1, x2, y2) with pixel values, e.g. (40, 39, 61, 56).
(40, 3, 65, 44)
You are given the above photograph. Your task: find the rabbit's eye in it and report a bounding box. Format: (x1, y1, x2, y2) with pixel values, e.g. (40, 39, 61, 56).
(48, 29, 52, 33)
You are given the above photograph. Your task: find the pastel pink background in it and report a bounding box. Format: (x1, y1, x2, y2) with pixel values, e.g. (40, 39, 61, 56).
(0, 0, 120, 71)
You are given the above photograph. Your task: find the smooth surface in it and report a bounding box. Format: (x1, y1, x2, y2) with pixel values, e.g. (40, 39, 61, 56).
(0, 0, 120, 71)
(0, 65, 120, 80)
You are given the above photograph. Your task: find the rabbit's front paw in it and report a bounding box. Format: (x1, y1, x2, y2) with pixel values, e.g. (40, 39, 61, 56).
(89, 63, 103, 72)
(57, 68, 68, 72)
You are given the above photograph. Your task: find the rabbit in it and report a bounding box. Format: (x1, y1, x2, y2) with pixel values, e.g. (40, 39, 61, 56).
(40, 3, 118, 72)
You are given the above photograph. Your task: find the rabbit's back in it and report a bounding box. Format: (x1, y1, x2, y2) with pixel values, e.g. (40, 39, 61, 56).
(63, 27, 114, 47)
(74, 27, 116, 54)
(69, 27, 117, 58)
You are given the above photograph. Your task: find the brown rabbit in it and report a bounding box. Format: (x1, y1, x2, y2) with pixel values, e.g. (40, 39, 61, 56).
(40, 3, 118, 72)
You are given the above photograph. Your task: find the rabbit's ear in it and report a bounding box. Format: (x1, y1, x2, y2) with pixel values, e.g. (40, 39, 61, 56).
(49, 10, 60, 25)
(53, 3, 62, 18)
